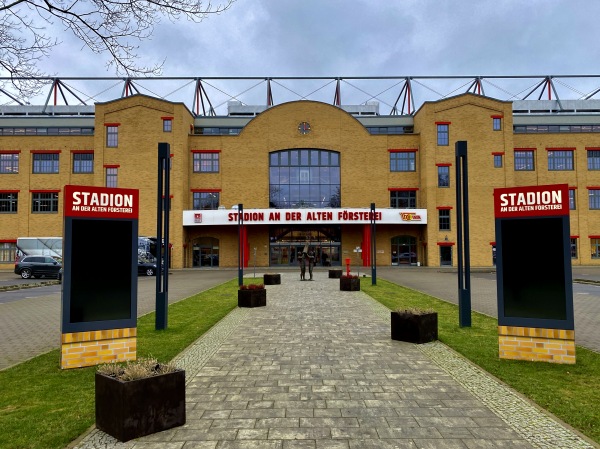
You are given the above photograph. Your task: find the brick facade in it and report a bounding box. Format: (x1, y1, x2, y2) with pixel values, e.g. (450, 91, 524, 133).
(60, 328, 137, 369)
(2, 92, 600, 269)
(498, 326, 576, 364)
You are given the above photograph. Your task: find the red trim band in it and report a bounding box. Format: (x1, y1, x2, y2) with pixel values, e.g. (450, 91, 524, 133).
(0, 150, 20, 154)
(30, 150, 61, 154)
(70, 150, 94, 154)
(0, 189, 19, 193)
(436, 206, 453, 210)
(492, 152, 505, 156)
(436, 163, 452, 167)
(103, 164, 120, 168)
(104, 123, 121, 127)
(388, 187, 419, 191)
(388, 148, 418, 153)
(435, 121, 451, 125)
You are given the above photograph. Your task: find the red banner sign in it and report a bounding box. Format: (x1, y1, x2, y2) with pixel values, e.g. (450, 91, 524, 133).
(494, 184, 569, 218)
(64, 185, 139, 219)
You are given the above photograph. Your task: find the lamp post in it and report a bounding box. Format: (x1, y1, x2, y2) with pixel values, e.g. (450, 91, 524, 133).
(371, 202, 377, 285)
(238, 204, 244, 287)
(156, 142, 170, 330)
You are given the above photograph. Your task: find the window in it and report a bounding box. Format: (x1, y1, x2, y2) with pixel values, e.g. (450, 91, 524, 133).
(587, 150, 600, 170)
(0, 241, 16, 263)
(569, 190, 576, 210)
(514, 150, 535, 171)
(548, 150, 574, 171)
(32, 153, 59, 173)
(106, 126, 118, 147)
(437, 166, 450, 187)
(73, 153, 94, 173)
(390, 190, 416, 209)
(0, 153, 19, 173)
(493, 117, 502, 131)
(589, 189, 600, 210)
(592, 239, 600, 259)
(437, 124, 449, 146)
(438, 209, 451, 231)
(570, 238, 578, 259)
(390, 152, 416, 172)
(193, 192, 220, 210)
(193, 152, 220, 173)
(493, 154, 503, 168)
(163, 119, 172, 132)
(269, 149, 340, 208)
(106, 167, 118, 188)
(0, 192, 18, 213)
(32, 192, 58, 213)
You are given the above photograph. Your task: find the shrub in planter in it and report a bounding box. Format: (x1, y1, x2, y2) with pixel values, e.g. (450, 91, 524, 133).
(238, 283, 266, 307)
(340, 274, 360, 291)
(391, 308, 438, 344)
(263, 273, 281, 285)
(95, 357, 186, 442)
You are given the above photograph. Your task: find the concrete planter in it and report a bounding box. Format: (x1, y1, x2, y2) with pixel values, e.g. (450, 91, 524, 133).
(238, 288, 267, 307)
(95, 369, 186, 442)
(340, 277, 360, 291)
(263, 273, 281, 285)
(391, 310, 438, 344)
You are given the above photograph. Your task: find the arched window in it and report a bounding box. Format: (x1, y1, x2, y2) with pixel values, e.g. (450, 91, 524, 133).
(269, 149, 340, 208)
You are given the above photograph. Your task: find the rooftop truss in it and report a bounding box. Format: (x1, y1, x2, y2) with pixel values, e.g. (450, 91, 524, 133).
(2, 75, 600, 116)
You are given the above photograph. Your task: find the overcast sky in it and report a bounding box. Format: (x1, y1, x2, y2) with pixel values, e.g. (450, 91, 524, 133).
(19, 0, 600, 111)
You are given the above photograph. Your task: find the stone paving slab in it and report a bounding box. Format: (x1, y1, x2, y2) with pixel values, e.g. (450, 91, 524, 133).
(72, 271, 597, 449)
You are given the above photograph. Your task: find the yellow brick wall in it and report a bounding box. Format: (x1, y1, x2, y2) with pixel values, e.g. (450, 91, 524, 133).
(60, 327, 137, 369)
(498, 326, 575, 364)
(4, 93, 600, 270)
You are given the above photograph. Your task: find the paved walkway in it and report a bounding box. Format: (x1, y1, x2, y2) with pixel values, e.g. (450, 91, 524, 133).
(73, 271, 597, 449)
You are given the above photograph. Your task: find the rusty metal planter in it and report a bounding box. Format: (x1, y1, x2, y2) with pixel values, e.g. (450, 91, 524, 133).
(95, 369, 186, 442)
(238, 289, 267, 307)
(391, 310, 438, 344)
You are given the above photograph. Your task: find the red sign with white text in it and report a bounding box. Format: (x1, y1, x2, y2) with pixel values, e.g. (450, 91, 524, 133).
(64, 185, 139, 219)
(494, 184, 569, 218)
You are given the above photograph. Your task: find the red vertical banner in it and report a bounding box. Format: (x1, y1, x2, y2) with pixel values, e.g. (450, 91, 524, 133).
(362, 224, 371, 267)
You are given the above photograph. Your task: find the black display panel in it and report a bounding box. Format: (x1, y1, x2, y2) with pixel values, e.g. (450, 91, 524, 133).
(69, 219, 133, 323)
(497, 216, 571, 324)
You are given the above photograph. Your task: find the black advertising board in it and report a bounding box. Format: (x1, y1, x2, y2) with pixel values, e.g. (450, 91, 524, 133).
(61, 185, 139, 333)
(494, 184, 574, 329)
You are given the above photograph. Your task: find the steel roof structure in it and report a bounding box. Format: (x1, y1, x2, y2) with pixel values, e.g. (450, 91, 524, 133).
(2, 75, 600, 116)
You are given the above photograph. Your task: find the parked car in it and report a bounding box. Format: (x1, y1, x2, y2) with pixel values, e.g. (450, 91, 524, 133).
(14, 256, 62, 279)
(138, 259, 158, 276)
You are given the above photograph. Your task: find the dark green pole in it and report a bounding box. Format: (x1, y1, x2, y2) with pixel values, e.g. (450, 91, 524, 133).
(455, 140, 471, 327)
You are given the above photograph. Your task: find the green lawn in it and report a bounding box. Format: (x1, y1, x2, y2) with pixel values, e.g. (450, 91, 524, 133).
(362, 279, 600, 445)
(0, 277, 598, 448)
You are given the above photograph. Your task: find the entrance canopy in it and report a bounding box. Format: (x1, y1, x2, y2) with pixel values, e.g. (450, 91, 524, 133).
(183, 207, 427, 226)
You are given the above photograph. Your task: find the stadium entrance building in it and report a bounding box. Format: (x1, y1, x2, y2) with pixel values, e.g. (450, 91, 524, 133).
(2, 76, 600, 269)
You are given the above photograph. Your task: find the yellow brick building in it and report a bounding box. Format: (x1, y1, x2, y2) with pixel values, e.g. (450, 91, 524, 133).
(2, 91, 600, 270)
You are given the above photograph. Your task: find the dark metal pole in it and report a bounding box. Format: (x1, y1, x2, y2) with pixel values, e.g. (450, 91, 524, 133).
(238, 204, 244, 286)
(156, 143, 170, 330)
(371, 202, 377, 285)
(455, 141, 471, 327)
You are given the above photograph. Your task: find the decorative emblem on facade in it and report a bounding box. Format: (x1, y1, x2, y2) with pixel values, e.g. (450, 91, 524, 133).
(400, 212, 422, 221)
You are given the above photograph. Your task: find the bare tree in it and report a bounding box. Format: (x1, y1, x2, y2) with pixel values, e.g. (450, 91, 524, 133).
(0, 0, 234, 99)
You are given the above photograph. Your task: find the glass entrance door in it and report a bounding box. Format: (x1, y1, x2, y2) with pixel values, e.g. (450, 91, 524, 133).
(268, 224, 342, 267)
